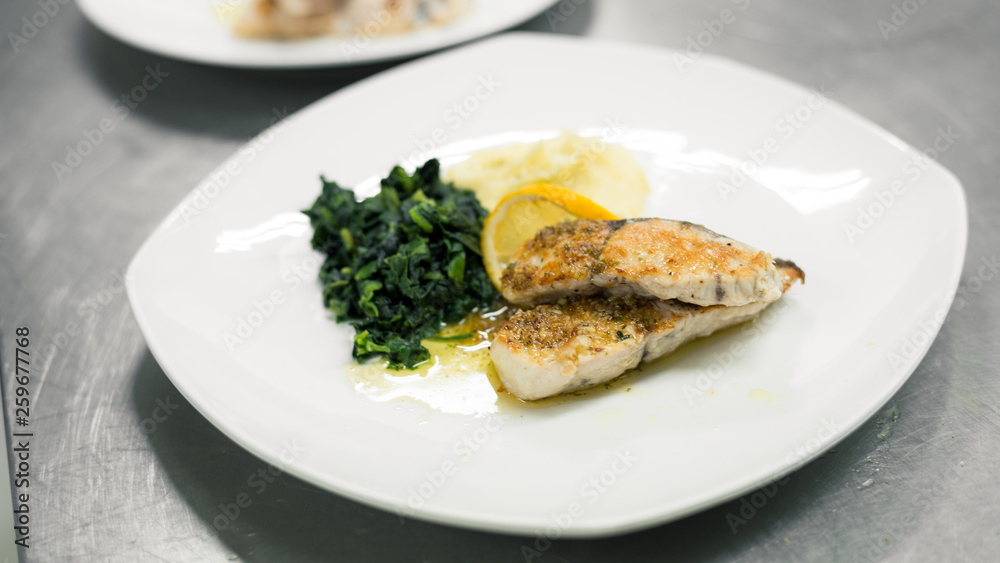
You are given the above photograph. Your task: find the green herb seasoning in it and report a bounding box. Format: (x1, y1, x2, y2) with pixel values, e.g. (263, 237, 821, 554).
(303, 159, 499, 368)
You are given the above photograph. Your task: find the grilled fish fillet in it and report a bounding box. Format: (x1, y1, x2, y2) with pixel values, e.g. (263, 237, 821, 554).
(502, 219, 783, 307)
(491, 262, 804, 401)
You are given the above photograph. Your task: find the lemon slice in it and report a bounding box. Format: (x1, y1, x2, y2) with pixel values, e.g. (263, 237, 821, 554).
(481, 184, 618, 291)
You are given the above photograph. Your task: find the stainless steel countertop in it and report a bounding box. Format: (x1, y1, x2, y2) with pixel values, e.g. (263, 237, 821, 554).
(1, 1, 998, 561)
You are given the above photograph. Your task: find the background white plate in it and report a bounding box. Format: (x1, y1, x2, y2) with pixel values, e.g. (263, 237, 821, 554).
(126, 33, 967, 537)
(77, 0, 554, 68)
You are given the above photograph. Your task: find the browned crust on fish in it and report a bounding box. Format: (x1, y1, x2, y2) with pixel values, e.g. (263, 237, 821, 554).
(500, 218, 782, 307)
(497, 295, 693, 355)
(773, 258, 805, 290)
(501, 219, 618, 293)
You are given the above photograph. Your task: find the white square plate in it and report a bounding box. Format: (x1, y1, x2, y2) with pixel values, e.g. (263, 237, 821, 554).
(126, 33, 967, 537)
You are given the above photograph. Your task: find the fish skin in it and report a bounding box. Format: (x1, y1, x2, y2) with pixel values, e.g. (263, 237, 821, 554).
(501, 219, 784, 307)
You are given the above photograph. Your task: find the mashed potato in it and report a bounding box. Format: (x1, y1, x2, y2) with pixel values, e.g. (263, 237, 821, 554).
(443, 132, 649, 218)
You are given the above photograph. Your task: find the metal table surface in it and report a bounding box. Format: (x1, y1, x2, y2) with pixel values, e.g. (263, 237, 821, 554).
(1, 1, 998, 561)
